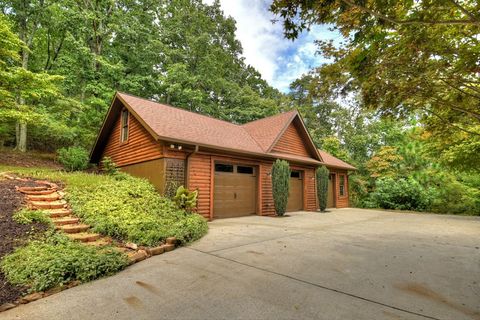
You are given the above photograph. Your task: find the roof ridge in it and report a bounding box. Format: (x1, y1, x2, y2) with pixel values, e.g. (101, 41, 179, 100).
(241, 109, 297, 127)
(117, 91, 243, 127)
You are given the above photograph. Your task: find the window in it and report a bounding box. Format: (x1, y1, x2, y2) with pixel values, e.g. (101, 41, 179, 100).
(290, 171, 301, 179)
(120, 109, 129, 142)
(237, 166, 254, 174)
(339, 174, 346, 196)
(215, 163, 234, 173)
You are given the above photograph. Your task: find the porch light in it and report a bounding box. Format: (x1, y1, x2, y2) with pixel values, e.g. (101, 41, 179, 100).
(178, 145, 182, 150)
(170, 144, 175, 149)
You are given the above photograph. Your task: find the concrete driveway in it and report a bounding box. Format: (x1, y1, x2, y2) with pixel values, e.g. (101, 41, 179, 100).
(3, 209, 480, 320)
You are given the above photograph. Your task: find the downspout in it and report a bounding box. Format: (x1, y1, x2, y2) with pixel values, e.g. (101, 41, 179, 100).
(185, 145, 199, 188)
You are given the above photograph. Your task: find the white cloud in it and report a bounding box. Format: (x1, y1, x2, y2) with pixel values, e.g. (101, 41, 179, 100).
(204, 0, 342, 93)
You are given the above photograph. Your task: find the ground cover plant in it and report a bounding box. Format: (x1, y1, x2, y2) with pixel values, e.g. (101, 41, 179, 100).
(0, 164, 208, 298)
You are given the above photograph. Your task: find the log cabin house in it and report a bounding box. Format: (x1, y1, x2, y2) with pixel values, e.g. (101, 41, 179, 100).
(90, 92, 356, 220)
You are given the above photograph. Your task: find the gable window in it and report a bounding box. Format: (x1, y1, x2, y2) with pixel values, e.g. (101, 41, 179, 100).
(339, 174, 346, 196)
(120, 109, 129, 142)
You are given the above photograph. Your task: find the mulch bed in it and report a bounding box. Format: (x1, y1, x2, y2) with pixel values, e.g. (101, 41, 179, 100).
(0, 178, 50, 305)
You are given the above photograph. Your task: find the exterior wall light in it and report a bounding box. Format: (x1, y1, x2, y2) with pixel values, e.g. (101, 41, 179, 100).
(178, 146, 182, 150)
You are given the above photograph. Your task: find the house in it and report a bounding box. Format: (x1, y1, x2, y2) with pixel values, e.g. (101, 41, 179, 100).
(90, 92, 356, 220)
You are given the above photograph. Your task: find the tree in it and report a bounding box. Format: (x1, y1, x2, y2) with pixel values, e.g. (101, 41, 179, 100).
(271, 0, 480, 171)
(0, 14, 62, 151)
(271, 159, 290, 216)
(316, 166, 329, 212)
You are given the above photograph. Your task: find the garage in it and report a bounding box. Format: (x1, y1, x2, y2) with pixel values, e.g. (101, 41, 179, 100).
(287, 170, 303, 212)
(213, 163, 257, 218)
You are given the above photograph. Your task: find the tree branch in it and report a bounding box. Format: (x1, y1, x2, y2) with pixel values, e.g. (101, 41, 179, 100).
(447, 0, 479, 23)
(340, 0, 480, 26)
(422, 108, 480, 136)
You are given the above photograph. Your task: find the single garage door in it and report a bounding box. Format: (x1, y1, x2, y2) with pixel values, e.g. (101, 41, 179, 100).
(213, 163, 257, 218)
(287, 170, 303, 212)
(327, 174, 335, 208)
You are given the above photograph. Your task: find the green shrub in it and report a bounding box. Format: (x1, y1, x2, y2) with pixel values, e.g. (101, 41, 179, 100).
(101, 157, 118, 175)
(367, 177, 431, 211)
(272, 159, 290, 216)
(173, 186, 198, 211)
(66, 174, 208, 246)
(316, 166, 329, 212)
(429, 176, 480, 215)
(0, 233, 127, 292)
(13, 208, 52, 226)
(57, 147, 89, 171)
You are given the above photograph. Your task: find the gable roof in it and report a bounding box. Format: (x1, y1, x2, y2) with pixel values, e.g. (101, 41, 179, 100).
(317, 150, 357, 170)
(91, 92, 324, 164)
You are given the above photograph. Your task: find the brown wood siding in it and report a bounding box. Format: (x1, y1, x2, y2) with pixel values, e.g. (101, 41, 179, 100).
(304, 168, 317, 211)
(329, 168, 349, 208)
(101, 112, 162, 167)
(188, 153, 212, 219)
(121, 159, 165, 193)
(260, 163, 275, 215)
(272, 123, 310, 157)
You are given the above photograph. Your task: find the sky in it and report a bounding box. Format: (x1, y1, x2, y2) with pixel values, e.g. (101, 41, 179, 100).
(204, 0, 343, 93)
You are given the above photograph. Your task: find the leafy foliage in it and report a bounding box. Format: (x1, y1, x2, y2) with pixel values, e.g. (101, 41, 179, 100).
(13, 208, 52, 226)
(65, 174, 207, 246)
(271, 159, 290, 216)
(173, 186, 198, 212)
(57, 146, 89, 171)
(101, 157, 118, 175)
(271, 0, 480, 171)
(316, 166, 329, 212)
(366, 178, 431, 211)
(0, 233, 128, 292)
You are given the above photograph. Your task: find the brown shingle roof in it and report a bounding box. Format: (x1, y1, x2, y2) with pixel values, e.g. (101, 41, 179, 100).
(118, 92, 265, 154)
(242, 111, 297, 151)
(92, 92, 328, 165)
(317, 150, 357, 170)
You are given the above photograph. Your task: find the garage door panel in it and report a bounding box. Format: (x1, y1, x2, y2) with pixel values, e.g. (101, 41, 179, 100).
(214, 165, 256, 219)
(287, 171, 303, 212)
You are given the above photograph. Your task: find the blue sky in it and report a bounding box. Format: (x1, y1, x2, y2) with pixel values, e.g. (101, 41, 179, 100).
(204, 0, 343, 93)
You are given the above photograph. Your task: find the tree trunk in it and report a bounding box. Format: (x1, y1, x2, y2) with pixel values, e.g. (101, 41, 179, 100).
(17, 122, 27, 152)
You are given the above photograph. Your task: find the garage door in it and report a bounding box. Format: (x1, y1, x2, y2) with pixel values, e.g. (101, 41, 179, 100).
(213, 163, 256, 218)
(327, 174, 335, 208)
(287, 170, 303, 212)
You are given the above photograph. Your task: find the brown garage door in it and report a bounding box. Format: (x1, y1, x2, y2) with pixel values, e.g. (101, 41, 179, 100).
(213, 163, 256, 218)
(287, 171, 303, 212)
(327, 174, 335, 208)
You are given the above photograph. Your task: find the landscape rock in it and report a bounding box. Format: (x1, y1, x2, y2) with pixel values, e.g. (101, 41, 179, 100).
(20, 292, 44, 303)
(128, 250, 147, 264)
(166, 237, 177, 245)
(163, 243, 175, 252)
(125, 242, 138, 250)
(149, 246, 165, 256)
(0, 303, 16, 312)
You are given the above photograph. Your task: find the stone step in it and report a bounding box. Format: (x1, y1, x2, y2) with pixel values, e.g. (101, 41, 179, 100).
(83, 238, 112, 246)
(18, 189, 56, 196)
(60, 224, 90, 234)
(52, 217, 79, 226)
(27, 193, 60, 202)
(30, 200, 66, 209)
(66, 232, 101, 242)
(45, 209, 72, 218)
(17, 186, 48, 192)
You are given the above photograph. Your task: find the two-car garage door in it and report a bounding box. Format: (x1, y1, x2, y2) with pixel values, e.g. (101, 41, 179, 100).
(213, 163, 304, 218)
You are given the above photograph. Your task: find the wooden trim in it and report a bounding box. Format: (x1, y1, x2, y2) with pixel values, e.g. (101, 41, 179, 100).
(209, 157, 214, 221)
(119, 108, 130, 144)
(338, 173, 347, 198)
(258, 164, 263, 215)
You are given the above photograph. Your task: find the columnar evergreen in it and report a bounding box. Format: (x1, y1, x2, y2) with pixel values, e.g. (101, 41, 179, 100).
(271, 159, 290, 216)
(316, 166, 329, 212)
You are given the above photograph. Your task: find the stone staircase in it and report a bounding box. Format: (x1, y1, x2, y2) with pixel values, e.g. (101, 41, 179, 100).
(16, 183, 108, 247)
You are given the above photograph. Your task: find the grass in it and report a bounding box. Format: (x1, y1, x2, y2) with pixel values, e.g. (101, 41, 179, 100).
(0, 164, 208, 292)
